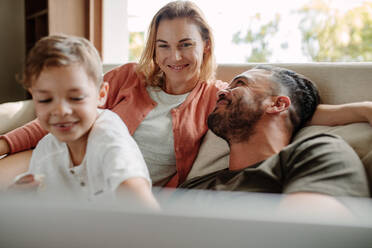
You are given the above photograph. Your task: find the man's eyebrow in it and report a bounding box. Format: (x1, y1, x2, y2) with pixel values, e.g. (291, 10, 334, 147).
(233, 76, 245, 81)
(232, 76, 254, 84)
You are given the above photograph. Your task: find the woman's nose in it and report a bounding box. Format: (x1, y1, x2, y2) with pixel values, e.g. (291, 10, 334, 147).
(171, 48, 182, 61)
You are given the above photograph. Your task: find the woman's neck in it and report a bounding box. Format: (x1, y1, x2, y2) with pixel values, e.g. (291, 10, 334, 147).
(163, 76, 199, 95)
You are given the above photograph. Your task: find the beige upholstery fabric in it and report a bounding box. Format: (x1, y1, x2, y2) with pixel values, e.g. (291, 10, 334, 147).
(0, 100, 35, 135)
(186, 130, 229, 180)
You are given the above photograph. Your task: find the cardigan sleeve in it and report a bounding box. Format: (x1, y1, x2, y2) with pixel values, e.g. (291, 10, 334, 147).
(0, 119, 47, 153)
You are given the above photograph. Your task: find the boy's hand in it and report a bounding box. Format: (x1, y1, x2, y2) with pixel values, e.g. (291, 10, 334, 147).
(8, 173, 43, 192)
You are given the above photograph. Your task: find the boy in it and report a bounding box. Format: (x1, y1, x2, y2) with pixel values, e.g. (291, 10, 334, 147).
(11, 35, 158, 208)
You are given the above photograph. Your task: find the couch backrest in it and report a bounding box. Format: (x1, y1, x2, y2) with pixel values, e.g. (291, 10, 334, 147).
(216, 63, 372, 104)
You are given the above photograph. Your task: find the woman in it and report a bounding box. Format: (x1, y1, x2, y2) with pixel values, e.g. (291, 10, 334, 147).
(0, 1, 371, 188)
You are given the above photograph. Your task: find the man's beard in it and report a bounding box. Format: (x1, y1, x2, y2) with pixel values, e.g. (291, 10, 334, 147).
(207, 98, 264, 144)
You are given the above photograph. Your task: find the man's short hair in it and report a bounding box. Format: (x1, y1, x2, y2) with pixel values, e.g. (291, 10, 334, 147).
(22, 34, 103, 89)
(255, 65, 320, 133)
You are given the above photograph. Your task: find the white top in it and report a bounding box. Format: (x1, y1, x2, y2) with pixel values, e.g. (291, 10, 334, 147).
(27, 109, 151, 201)
(133, 87, 189, 185)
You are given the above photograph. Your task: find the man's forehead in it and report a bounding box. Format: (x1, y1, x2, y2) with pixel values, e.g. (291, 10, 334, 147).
(232, 69, 272, 83)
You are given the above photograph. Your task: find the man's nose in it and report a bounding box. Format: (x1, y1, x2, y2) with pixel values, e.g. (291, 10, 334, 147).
(217, 88, 229, 98)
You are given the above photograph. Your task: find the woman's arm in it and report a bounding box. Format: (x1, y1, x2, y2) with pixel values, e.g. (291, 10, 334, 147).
(310, 102, 372, 126)
(0, 150, 32, 190)
(0, 119, 47, 155)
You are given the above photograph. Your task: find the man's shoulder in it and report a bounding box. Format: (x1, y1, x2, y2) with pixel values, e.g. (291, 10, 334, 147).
(288, 132, 350, 152)
(280, 132, 362, 172)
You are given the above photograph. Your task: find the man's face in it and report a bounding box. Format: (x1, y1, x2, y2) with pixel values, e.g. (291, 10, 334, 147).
(207, 69, 274, 143)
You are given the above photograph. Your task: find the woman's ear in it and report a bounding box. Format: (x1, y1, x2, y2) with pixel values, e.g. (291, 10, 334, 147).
(266, 96, 291, 114)
(98, 82, 109, 107)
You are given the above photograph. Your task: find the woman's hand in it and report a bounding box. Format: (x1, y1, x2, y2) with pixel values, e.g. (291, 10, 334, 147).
(0, 139, 10, 156)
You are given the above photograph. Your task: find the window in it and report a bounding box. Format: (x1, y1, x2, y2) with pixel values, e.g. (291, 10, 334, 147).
(104, 0, 372, 64)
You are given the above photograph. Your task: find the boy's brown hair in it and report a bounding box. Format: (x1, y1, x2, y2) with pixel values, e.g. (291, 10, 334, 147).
(22, 34, 102, 89)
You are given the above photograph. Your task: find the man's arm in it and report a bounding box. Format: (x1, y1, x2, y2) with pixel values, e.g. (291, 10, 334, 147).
(310, 102, 372, 126)
(279, 192, 353, 219)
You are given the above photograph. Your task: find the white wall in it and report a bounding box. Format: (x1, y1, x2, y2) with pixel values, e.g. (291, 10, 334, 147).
(102, 0, 129, 64)
(0, 0, 26, 103)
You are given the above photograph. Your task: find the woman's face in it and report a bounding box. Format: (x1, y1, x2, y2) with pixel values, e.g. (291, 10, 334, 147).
(155, 18, 208, 93)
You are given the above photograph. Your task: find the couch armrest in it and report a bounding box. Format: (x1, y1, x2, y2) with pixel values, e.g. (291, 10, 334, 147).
(0, 100, 36, 135)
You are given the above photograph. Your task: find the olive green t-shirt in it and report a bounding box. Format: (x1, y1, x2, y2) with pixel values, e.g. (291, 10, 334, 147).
(180, 134, 370, 197)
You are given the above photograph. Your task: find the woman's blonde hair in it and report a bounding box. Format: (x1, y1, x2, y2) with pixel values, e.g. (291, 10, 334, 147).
(22, 34, 102, 89)
(137, 0, 216, 87)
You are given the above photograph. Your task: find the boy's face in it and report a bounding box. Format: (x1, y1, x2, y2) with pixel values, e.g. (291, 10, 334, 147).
(30, 64, 107, 148)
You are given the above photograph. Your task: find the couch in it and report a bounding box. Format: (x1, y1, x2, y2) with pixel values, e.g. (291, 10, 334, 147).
(1, 63, 372, 192)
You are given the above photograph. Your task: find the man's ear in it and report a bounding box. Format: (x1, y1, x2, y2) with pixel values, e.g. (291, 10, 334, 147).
(266, 96, 291, 114)
(98, 82, 109, 107)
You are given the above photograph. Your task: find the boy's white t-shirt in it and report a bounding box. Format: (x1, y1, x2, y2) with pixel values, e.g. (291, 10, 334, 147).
(27, 109, 151, 200)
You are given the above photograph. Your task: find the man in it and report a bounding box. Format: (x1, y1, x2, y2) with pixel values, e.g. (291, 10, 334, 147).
(180, 65, 369, 211)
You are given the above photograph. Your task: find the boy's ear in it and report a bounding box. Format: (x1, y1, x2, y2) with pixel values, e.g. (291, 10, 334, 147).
(98, 82, 109, 107)
(266, 96, 291, 114)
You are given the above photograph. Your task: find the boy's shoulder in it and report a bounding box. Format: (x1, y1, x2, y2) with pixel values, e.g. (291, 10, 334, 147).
(88, 109, 130, 143)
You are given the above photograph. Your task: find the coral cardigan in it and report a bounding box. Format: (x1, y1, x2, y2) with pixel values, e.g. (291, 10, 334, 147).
(2, 63, 227, 187)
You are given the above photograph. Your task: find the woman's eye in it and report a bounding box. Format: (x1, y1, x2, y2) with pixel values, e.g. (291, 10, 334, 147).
(158, 44, 169, 48)
(180, 43, 192, 48)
